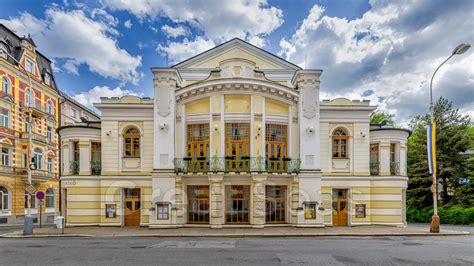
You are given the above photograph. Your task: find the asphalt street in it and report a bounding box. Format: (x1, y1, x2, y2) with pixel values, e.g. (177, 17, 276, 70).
(0, 233, 473, 265)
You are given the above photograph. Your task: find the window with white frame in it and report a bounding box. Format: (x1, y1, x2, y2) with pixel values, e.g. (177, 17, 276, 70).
(25, 58, 35, 74)
(45, 188, 55, 208)
(0, 43, 9, 59)
(1, 147, 10, 166)
(70, 108, 76, 118)
(44, 73, 51, 86)
(47, 126, 53, 143)
(47, 157, 53, 173)
(0, 108, 9, 128)
(47, 100, 54, 114)
(25, 88, 34, 106)
(2, 76, 10, 94)
(22, 153, 27, 168)
(33, 148, 43, 170)
(25, 192, 36, 209)
(0, 186, 9, 211)
(157, 203, 169, 220)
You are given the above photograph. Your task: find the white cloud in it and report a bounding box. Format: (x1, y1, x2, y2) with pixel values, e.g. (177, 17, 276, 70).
(102, 0, 283, 60)
(161, 25, 187, 38)
(156, 37, 216, 65)
(124, 19, 132, 29)
(72, 86, 144, 113)
(280, 0, 473, 124)
(0, 8, 142, 84)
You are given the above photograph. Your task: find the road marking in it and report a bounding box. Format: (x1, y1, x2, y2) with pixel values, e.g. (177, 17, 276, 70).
(150, 240, 236, 249)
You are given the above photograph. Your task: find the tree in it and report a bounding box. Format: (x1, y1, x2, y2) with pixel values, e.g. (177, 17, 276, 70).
(370, 111, 395, 126)
(407, 97, 471, 207)
(453, 127, 474, 207)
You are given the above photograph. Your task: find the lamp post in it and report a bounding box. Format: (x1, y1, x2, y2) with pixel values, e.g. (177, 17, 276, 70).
(428, 43, 470, 233)
(1, 47, 34, 235)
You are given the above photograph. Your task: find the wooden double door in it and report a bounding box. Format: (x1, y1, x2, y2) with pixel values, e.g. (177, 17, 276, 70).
(225, 123, 250, 171)
(124, 188, 141, 226)
(332, 189, 348, 226)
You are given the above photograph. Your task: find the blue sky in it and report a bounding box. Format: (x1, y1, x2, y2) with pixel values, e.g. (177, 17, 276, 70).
(1, 0, 472, 124)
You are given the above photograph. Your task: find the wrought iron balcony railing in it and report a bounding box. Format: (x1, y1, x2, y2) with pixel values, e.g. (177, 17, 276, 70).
(390, 161, 400, 175)
(70, 160, 80, 175)
(174, 156, 301, 174)
(370, 161, 380, 176)
(0, 165, 14, 174)
(91, 161, 101, 175)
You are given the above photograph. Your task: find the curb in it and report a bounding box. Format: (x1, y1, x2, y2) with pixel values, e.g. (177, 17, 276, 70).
(1, 231, 469, 238)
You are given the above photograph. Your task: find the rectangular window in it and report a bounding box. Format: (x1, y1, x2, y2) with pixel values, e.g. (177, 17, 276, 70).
(47, 127, 53, 143)
(304, 203, 317, 219)
(25, 58, 35, 74)
(1, 148, 9, 166)
(0, 108, 8, 128)
(44, 74, 51, 86)
(70, 108, 76, 118)
(390, 143, 396, 162)
(25, 193, 36, 209)
(157, 204, 169, 220)
(22, 153, 27, 168)
(47, 158, 53, 173)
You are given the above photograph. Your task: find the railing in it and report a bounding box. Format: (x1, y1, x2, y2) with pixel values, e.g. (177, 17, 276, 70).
(0, 165, 14, 174)
(0, 90, 13, 102)
(174, 156, 301, 174)
(21, 132, 49, 144)
(370, 162, 380, 176)
(19, 100, 52, 116)
(13, 167, 56, 180)
(70, 160, 80, 175)
(91, 161, 101, 175)
(390, 161, 400, 175)
(0, 125, 17, 136)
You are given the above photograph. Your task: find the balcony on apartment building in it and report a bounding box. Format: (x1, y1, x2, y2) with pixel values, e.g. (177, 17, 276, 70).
(19, 100, 53, 118)
(0, 165, 56, 181)
(173, 156, 301, 174)
(20, 132, 51, 145)
(69, 160, 102, 176)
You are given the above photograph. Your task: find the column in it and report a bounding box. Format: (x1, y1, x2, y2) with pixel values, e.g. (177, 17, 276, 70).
(379, 140, 391, 175)
(209, 174, 224, 228)
(252, 174, 266, 228)
(62, 141, 70, 175)
(399, 143, 407, 176)
(78, 140, 90, 175)
(294, 70, 324, 226)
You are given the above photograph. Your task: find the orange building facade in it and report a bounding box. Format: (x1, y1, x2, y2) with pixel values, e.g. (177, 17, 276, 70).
(0, 24, 60, 225)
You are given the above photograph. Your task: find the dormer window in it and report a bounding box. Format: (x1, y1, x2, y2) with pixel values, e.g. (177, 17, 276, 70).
(44, 73, 51, 86)
(25, 58, 35, 74)
(0, 42, 9, 60)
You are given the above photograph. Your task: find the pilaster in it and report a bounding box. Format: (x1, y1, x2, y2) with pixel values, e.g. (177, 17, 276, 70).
(209, 174, 224, 228)
(251, 174, 266, 228)
(78, 140, 90, 175)
(379, 141, 391, 175)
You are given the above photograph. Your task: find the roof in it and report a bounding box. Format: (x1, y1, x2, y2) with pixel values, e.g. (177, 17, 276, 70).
(370, 124, 412, 135)
(171, 38, 303, 70)
(61, 93, 101, 119)
(0, 24, 58, 90)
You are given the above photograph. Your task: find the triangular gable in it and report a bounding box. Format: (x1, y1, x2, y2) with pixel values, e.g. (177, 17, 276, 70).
(172, 38, 301, 70)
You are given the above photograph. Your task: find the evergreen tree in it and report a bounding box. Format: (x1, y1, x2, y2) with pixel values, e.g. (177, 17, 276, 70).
(407, 97, 471, 207)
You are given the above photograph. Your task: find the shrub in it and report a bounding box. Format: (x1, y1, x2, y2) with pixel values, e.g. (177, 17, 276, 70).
(407, 205, 474, 225)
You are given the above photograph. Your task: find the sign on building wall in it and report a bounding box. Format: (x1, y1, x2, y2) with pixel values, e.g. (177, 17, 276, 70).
(105, 204, 117, 218)
(355, 204, 366, 218)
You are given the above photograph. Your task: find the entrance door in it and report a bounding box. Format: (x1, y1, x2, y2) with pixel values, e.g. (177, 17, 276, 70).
(332, 189, 348, 226)
(265, 185, 287, 223)
(265, 124, 288, 172)
(187, 124, 210, 172)
(225, 123, 250, 171)
(124, 188, 141, 226)
(188, 186, 210, 224)
(225, 185, 250, 224)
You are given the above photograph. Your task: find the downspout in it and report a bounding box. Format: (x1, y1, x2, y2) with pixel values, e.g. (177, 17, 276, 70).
(58, 95, 66, 216)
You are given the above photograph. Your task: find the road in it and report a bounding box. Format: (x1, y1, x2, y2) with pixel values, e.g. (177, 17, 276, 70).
(0, 234, 472, 265)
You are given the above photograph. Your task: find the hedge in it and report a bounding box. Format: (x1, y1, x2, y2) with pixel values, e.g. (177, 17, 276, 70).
(407, 205, 474, 225)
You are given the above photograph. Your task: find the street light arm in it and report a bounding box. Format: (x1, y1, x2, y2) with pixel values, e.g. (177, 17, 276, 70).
(429, 54, 454, 113)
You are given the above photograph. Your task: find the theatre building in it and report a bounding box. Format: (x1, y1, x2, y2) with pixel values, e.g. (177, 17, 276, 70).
(59, 38, 409, 228)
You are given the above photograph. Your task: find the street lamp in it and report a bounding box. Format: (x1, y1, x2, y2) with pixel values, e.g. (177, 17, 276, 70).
(0, 47, 35, 235)
(428, 43, 470, 233)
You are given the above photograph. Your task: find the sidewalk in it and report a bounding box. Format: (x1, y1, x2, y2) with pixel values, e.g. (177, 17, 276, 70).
(0, 224, 470, 238)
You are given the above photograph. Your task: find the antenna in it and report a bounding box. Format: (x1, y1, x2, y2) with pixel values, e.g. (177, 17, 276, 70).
(304, 54, 307, 69)
(166, 52, 169, 67)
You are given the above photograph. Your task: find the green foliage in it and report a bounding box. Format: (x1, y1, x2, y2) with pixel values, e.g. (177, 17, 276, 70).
(407, 97, 471, 207)
(407, 205, 474, 225)
(370, 111, 395, 126)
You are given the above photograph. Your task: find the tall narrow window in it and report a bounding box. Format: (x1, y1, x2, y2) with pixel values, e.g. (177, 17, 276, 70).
(2, 76, 10, 94)
(0, 186, 9, 211)
(25, 58, 35, 74)
(47, 157, 54, 173)
(33, 148, 43, 170)
(25, 192, 36, 209)
(44, 73, 51, 86)
(332, 128, 349, 158)
(1, 148, 10, 166)
(0, 108, 9, 128)
(0, 43, 8, 59)
(25, 88, 34, 106)
(45, 188, 55, 208)
(47, 100, 54, 114)
(47, 126, 53, 143)
(123, 126, 140, 158)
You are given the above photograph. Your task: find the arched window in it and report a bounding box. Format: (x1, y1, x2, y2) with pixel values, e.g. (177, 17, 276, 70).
(0, 186, 9, 211)
(25, 88, 34, 106)
(2, 76, 10, 94)
(33, 148, 43, 170)
(47, 100, 54, 114)
(45, 188, 55, 208)
(123, 126, 140, 158)
(332, 128, 349, 159)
